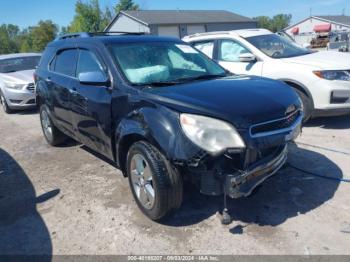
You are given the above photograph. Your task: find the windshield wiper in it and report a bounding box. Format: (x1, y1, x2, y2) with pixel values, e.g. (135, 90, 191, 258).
(132, 74, 227, 88)
(133, 81, 180, 87)
(175, 74, 227, 83)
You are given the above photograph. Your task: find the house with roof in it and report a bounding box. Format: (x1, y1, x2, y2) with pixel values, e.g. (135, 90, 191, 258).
(284, 15, 350, 45)
(105, 10, 257, 38)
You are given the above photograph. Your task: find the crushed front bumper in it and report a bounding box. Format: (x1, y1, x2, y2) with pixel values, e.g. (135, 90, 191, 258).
(225, 145, 288, 198)
(196, 144, 289, 199)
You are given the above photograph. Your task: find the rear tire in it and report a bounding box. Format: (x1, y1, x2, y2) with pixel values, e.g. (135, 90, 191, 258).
(126, 141, 183, 221)
(295, 89, 313, 123)
(40, 104, 68, 146)
(0, 92, 12, 114)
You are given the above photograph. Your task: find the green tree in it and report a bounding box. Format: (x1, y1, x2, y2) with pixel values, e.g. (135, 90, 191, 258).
(102, 7, 113, 27)
(255, 16, 272, 30)
(20, 40, 32, 53)
(17, 28, 33, 52)
(271, 14, 292, 32)
(0, 21, 57, 54)
(0, 24, 20, 54)
(16, 21, 58, 53)
(67, 0, 111, 33)
(115, 0, 139, 13)
(30, 20, 58, 51)
(254, 14, 292, 32)
(60, 26, 69, 35)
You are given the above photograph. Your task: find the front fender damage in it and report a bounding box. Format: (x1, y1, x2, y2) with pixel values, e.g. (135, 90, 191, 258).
(115, 105, 289, 200)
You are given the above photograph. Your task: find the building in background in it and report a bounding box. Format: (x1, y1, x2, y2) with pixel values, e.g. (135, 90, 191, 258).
(105, 10, 257, 38)
(284, 15, 350, 46)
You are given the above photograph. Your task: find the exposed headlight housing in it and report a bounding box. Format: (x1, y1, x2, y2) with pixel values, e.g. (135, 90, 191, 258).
(180, 114, 245, 155)
(313, 70, 350, 81)
(4, 81, 25, 90)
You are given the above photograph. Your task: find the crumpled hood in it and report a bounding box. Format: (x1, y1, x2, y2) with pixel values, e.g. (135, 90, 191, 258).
(281, 51, 350, 70)
(144, 75, 301, 128)
(0, 69, 35, 84)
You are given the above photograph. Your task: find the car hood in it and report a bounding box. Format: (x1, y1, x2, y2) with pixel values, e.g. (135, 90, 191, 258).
(281, 51, 350, 70)
(0, 69, 35, 84)
(144, 75, 301, 129)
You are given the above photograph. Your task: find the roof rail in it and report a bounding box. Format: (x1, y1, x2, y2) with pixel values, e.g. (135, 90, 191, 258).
(56, 32, 91, 41)
(183, 31, 232, 39)
(55, 31, 148, 41)
(93, 31, 148, 35)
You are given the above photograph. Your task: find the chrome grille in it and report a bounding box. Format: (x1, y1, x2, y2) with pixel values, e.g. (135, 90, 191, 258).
(250, 110, 301, 137)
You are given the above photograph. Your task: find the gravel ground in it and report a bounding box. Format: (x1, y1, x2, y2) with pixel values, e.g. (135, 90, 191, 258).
(0, 109, 349, 256)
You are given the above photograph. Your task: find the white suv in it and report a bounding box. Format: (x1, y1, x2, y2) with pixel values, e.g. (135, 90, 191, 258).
(183, 29, 350, 121)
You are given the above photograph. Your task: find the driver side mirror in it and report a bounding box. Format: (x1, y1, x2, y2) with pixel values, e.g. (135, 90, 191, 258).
(239, 53, 256, 63)
(78, 71, 110, 86)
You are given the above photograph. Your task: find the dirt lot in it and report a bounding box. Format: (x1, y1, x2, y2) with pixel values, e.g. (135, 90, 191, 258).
(0, 108, 349, 256)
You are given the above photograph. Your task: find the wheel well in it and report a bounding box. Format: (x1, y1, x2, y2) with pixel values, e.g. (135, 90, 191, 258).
(36, 95, 42, 107)
(117, 134, 147, 176)
(283, 80, 314, 107)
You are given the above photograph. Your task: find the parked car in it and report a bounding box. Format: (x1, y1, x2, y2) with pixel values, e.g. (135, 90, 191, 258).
(35, 32, 302, 221)
(0, 53, 41, 113)
(183, 29, 350, 121)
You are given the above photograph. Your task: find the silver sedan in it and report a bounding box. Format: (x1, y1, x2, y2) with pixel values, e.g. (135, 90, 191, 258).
(0, 53, 41, 113)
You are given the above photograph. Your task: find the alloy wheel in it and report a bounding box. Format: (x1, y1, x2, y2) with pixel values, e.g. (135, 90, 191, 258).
(41, 110, 53, 141)
(1, 95, 7, 112)
(130, 154, 155, 210)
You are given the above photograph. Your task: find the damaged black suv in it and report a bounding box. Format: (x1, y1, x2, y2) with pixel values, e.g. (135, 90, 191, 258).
(35, 32, 302, 221)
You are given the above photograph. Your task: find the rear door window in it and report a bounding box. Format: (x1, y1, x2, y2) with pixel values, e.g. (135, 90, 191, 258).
(192, 41, 215, 58)
(54, 49, 78, 77)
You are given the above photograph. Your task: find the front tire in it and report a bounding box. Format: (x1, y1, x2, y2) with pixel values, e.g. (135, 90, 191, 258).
(0, 92, 12, 114)
(40, 104, 68, 146)
(126, 141, 183, 221)
(295, 89, 313, 123)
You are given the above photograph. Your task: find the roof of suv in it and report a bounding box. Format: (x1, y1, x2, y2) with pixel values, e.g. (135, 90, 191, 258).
(48, 33, 183, 47)
(183, 28, 273, 41)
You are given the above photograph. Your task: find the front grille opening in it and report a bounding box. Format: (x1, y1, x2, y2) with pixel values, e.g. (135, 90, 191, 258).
(27, 83, 35, 92)
(9, 99, 22, 104)
(331, 91, 350, 104)
(250, 110, 300, 136)
(26, 99, 36, 104)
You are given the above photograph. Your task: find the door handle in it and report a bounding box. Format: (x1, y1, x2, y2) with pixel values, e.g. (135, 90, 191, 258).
(46, 77, 52, 82)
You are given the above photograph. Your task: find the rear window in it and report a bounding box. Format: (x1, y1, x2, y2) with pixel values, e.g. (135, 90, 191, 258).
(0, 56, 41, 73)
(53, 49, 78, 77)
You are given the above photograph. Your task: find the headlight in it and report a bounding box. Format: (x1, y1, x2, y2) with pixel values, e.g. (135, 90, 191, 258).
(313, 70, 350, 81)
(4, 81, 25, 90)
(180, 114, 245, 154)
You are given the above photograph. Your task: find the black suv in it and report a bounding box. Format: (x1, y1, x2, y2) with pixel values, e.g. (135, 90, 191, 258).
(35, 32, 302, 221)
